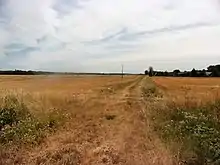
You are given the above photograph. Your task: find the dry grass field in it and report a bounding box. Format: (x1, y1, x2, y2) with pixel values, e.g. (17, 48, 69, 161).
(153, 77, 220, 102)
(1, 75, 220, 165)
(0, 75, 173, 165)
(152, 77, 220, 164)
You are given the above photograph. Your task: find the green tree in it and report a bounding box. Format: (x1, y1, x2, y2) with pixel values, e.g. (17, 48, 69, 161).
(208, 65, 220, 77)
(190, 68, 198, 77)
(212, 68, 220, 77)
(145, 70, 149, 75)
(149, 66, 154, 77)
(173, 69, 180, 76)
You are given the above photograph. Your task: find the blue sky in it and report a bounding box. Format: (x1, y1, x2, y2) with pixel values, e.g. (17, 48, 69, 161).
(0, 0, 220, 73)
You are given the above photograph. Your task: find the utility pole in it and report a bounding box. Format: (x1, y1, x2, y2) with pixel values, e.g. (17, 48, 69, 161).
(121, 64, 124, 79)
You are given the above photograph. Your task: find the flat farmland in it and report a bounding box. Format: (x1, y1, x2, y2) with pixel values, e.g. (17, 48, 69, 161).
(153, 77, 220, 103)
(151, 77, 220, 164)
(0, 75, 135, 94)
(1, 75, 172, 165)
(4, 75, 220, 165)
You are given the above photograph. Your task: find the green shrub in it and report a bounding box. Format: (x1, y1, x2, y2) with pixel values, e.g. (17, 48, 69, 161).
(0, 95, 30, 130)
(0, 119, 44, 144)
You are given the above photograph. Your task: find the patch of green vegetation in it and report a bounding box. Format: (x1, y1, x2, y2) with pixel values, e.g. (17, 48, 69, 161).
(156, 101, 220, 164)
(0, 95, 63, 146)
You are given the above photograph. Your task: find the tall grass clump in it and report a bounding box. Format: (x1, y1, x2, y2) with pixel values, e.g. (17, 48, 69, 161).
(142, 78, 161, 98)
(0, 95, 62, 146)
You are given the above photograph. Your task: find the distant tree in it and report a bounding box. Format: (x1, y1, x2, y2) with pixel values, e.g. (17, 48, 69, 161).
(198, 69, 207, 77)
(208, 65, 215, 72)
(190, 68, 198, 77)
(149, 66, 154, 77)
(145, 70, 149, 75)
(208, 65, 220, 77)
(155, 71, 164, 76)
(211, 68, 220, 77)
(181, 71, 189, 77)
(144, 64, 220, 78)
(173, 69, 180, 76)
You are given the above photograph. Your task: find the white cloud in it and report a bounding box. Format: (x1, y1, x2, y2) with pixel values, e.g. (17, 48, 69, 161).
(0, 0, 220, 72)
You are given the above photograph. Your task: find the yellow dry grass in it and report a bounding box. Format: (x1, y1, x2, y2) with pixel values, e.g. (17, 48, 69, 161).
(149, 77, 220, 164)
(153, 77, 220, 106)
(0, 75, 133, 93)
(0, 75, 174, 165)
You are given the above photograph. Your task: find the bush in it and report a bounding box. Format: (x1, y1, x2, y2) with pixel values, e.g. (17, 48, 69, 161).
(0, 95, 30, 130)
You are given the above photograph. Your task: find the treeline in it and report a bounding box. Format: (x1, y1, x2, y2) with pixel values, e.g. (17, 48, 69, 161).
(145, 64, 220, 77)
(0, 70, 134, 76)
(0, 70, 87, 75)
(0, 70, 52, 75)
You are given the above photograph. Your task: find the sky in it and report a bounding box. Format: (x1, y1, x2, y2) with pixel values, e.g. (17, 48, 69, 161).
(0, 0, 220, 73)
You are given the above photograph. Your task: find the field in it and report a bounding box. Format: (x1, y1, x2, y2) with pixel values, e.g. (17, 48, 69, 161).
(1, 75, 168, 165)
(1, 75, 220, 165)
(154, 77, 220, 101)
(152, 77, 220, 164)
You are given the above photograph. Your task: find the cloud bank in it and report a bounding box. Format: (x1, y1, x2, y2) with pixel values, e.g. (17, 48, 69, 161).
(0, 0, 220, 72)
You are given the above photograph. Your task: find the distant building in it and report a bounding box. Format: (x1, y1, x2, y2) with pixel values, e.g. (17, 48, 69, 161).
(205, 72, 212, 77)
(178, 72, 186, 76)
